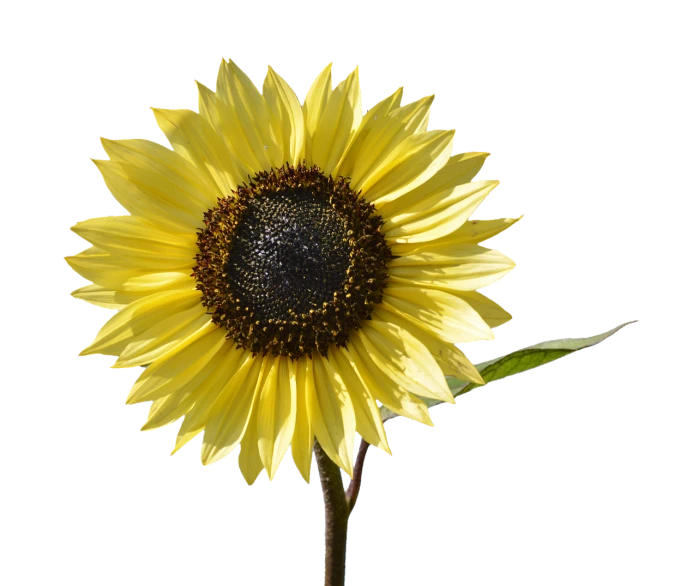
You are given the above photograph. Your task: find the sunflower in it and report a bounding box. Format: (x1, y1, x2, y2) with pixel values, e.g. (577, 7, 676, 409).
(67, 61, 517, 484)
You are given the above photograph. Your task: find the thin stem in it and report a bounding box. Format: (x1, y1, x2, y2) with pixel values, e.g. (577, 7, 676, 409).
(314, 441, 349, 586)
(345, 439, 370, 513)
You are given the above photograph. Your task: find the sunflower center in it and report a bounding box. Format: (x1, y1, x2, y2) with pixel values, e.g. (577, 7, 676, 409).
(227, 188, 351, 321)
(194, 165, 391, 359)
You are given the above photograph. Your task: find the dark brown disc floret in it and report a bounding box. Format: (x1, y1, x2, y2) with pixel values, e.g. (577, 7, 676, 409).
(193, 164, 391, 359)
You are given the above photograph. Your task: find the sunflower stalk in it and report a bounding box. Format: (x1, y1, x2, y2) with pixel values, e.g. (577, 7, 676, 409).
(314, 439, 371, 586)
(346, 439, 370, 513)
(314, 442, 349, 586)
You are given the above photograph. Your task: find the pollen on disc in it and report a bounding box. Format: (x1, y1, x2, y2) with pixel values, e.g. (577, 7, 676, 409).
(193, 165, 391, 359)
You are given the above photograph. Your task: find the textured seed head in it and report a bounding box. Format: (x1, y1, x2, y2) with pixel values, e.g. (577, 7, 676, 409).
(193, 164, 391, 359)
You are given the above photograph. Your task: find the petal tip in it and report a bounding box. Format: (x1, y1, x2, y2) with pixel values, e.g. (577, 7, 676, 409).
(472, 373, 486, 386)
(125, 396, 137, 406)
(89, 154, 106, 171)
(141, 419, 167, 432)
(201, 448, 213, 466)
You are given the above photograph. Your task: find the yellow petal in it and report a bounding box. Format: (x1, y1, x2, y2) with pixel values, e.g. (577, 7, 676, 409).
(239, 406, 265, 485)
(381, 88, 406, 111)
(171, 344, 248, 454)
(453, 216, 522, 243)
(66, 240, 196, 274)
(383, 180, 499, 244)
(309, 354, 355, 476)
(71, 217, 197, 270)
(71, 284, 142, 309)
(80, 289, 201, 357)
(196, 81, 257, 178)
(382, 285, 493, 343)
(127, 328, 230, 405)
(336, 87, 404, 178)
(388, 241, 511, 269)
(291, 357, 314, 482)
(100, 138, 219, 205)
(302, 63, 332, 147)
(263, 66, 305, 165)
(344, 335, 432, 425)
(206, 60, 283, 171)
(155, 344, 246, 434)
(389, 217, 520, 257)
(361, 130, 455, 206)
(348, 95, 434, 188)
(237, 360, 269, 486)
(257, 356, 297, 479)
(372, 306, 484, 384)
(359, 320, 454, 403)
(141, 344, 237, 426)
(457, 291, 512, 328)
(389, 253, 516, 292)
(328, 347, 390, 454)
(87, 270, 190, 294)
(385, 94, 433, 125)
(389, 244, 515, 292)
(93, 159, 201, 234)
(379, 152, 489, 220)
(65, 246, 196, 293)
(310, 67, 361, 176)
(405, 216, 523, 252)
(201, 354, 266, 465)
(113, 306, 214, 368)
(152, 107, 241, 194)
(145, 396, 185, 435)
(69, 215, 198, 260)
(170, 415, 204, 455)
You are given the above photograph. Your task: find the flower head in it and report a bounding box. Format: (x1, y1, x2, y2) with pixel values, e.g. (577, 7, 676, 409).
(67, 61, 517, 483)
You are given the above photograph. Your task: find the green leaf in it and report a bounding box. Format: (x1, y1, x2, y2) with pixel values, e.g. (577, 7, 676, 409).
(380, 322, 635, 422)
